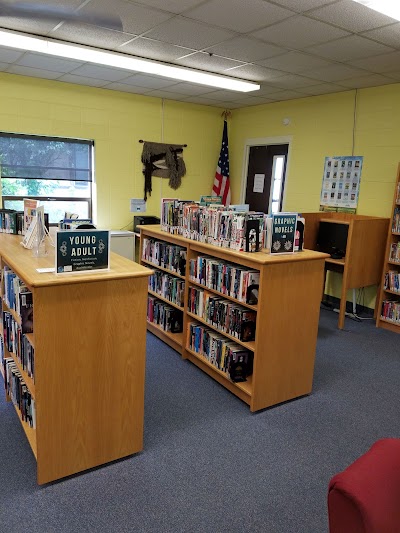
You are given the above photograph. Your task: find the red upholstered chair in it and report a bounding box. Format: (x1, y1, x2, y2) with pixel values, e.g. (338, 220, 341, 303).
(328, 439, 400, 533)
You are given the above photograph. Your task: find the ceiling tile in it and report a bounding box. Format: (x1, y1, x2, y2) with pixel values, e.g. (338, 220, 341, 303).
(267, 89, 306, 100)
(68, 64, 132, 82)
(297, 82, 348, 95)
(348, 51, 400, 73)
(50, 22, 136, 49)
(6, 65, 63, 79)
(184, 0, 294, 33)
(15, 52, 83, 73)
(162, 82, 224, 96)
(143, 89, 189, 100)
(336, 73, 397, 88)
(180, 95, 224, 106)
(176, 52, 244, 73)
(144, 15, 236, 49)
(264, 73, 322, 89)
(103, 82, 153, 93)
(225, 64, 286, 81)
(0, 47, 25, 64)
(306, 35, 394, 62)
(384, 71, 400, 81)
(0, 62, 9, 71)
(257, 51, 333, 72)
(361, 23, 400, 49)
(205, 37, 287, 63)
(302, 63, 368, 81)
(255, 85, 287, 96)
(0, 16, 57, 35)
(80, 0, 174, 35)
(251, 15, 349, 49)
(307, 0, 397, 33)
(118, 38, 195, 61)
(58, 74, 110, 87)
(232, 95, 275, 106)
(198, 89, 246, 101)
(265, 0, 344, 13)
(133, 0, 207, 14)
(118, 74, 178, 88)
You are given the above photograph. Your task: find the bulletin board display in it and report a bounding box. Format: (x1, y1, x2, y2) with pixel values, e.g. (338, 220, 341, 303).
(320, 156, 363, 210)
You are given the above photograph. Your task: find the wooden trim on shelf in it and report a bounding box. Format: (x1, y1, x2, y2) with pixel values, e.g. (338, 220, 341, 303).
(141, 258, 185, 280)
(388, 260, 400, 266)
(146, 320, 183, 351)
(25, 332, 35, 349)
(2, 300, 21, 324)
(12, 401, 37, 459)
(383, 288, 400, 296)
(148, 289, 184, 311)
(8, 352, 35, 398)
(187, 311, 256, 351)
(187, 278, 258, 311)
(185, 346, 252, 405)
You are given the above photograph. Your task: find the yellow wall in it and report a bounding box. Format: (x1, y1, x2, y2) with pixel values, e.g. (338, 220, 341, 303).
(231, 84, 400, 308)
(0, 72, 223, 230)
(2, 71, 400, 308)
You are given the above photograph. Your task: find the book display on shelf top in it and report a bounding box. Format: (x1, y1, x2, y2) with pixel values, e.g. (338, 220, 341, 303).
(140, 224, 327, 412)
(377, 164, 400, 332)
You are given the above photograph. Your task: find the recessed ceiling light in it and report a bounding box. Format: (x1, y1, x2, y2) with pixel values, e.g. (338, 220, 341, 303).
(351, 0, 400, 21)
(0, 29, 260, 93)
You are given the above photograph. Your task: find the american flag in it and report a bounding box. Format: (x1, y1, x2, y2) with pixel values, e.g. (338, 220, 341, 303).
(212, 120, 231, 206)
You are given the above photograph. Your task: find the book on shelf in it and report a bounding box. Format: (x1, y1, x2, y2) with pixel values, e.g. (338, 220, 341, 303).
(142, 237, 186, 276)
(3, 358, 36, 428)
(19, 290, 34, 334)
(147, 296, 183, 333)
(381, 300, 400, 323)
(188, 287, 256, 341)
(389, 242, 400, 263)
(188, 322, 254, 381)
(189, 255, 260, 306)
(393, 207, 400, 233)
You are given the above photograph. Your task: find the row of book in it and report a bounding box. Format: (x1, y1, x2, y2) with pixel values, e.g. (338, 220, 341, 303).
(147, 296, 183, 334)
(3, 312, 35, 380)
(393, 207, 400, 233)
(384, 271, 400, 293)
(0, 209, 22, 234)
(188, 322, 253, 382)
(161, 199, 265, 252)
(3, 358, 36, 428)
(3, 267, 34, 333)
(142, 238, 187, 276)
(188, 287, 256, 342)
(148, 270, 185, 308)
(189, 255, 259, 306)
(381, 300, 400, 324)
(389, 242, 400, 263)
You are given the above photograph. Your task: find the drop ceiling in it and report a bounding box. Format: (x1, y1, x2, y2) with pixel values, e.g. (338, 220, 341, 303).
(1, 0, 400, 108)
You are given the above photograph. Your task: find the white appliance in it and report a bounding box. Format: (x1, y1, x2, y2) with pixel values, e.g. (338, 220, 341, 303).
(110, 230, 135, 261)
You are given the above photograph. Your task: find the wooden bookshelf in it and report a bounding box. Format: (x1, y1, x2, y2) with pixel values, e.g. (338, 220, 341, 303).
(140, 225, 328, 412)
(0, 234, 152, 484)
(377, 163, 400, 333)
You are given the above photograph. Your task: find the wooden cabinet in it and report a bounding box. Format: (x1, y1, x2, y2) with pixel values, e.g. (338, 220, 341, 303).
(140, 225, 327, 412)
(0, 234, 151, 484)
(302, 212, 389, 329)
(376, 164, 400, 333)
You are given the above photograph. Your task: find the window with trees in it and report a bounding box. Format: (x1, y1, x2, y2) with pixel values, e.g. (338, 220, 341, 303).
(0, 133, 94, 224)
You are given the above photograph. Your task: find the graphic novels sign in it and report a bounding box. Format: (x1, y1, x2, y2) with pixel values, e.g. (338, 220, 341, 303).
(271, 213, 297, 254)
(56, 230, 110, 273)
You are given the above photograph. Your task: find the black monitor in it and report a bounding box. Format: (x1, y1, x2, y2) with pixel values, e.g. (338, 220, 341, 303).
(316, 221, 349, 259)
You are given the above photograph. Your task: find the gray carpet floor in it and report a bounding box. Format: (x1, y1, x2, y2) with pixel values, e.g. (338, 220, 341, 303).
(0, 308, 399, 533)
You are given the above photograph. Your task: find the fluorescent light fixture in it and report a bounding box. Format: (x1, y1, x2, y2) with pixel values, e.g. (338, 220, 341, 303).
(351, 0, 400, 21)
(0, 29, 260, 92)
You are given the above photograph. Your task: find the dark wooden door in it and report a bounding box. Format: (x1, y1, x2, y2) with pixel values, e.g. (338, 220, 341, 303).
(245, 144, 288, 213)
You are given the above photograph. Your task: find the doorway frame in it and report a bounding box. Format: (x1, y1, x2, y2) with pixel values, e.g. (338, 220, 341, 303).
(240, 136, 293, 211)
